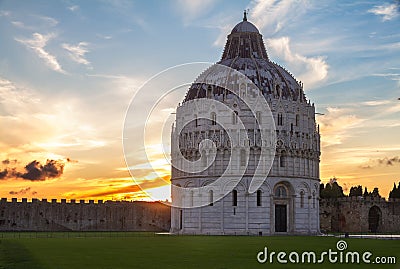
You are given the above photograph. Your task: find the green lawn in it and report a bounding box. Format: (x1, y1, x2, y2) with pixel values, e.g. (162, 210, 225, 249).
(0, 233, 399, 269)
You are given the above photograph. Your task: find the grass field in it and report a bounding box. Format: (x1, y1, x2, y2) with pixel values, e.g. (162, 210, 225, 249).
(0, 233, 399, 269)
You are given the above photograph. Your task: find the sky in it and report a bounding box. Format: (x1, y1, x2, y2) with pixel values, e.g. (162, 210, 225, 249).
(0, 0, 399, 201)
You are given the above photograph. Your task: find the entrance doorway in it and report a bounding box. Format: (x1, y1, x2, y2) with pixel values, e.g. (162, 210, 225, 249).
(275, 204, 287, 232)
(368, 206, 381, 233)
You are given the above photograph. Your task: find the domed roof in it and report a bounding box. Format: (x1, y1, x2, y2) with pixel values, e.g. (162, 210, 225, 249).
(231, 21, 259, 34)
(231, 11, 259, 34)
(183, 13, 306, 103)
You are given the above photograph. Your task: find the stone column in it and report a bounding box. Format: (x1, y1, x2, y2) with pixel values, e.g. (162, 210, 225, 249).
(308, 192, 311, 234)
(245, 191, 249, 233)
(219, 195, 223, 234)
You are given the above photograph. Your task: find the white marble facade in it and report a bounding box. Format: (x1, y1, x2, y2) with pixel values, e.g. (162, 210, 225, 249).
(170, 15, 320, 235)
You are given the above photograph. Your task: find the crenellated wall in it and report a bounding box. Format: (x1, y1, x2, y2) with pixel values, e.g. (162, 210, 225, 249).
(320, 196, 400, 233)
(0, 198, 171, 232)
(2, 196, 400, 233)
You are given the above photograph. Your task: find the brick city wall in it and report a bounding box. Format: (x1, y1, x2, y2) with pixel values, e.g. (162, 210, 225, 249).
(2, 196, 400, 233)
(0, 198, 171, 232)
(320, 196, 400, 233)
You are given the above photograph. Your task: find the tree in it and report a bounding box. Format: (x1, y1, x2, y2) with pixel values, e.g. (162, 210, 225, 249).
(320, 183, 330, 199)
(349, 185, 363, 197)
(331, 181, 345, 198)
(356, 185, 363, 196)
(320, 178, 345, 199)
(319, 183, 325, 197)
(363, 187, 381, 198)
(389, 182, 400, 199)
(371, 187, 381, 198)
(363, 187, 369, 198)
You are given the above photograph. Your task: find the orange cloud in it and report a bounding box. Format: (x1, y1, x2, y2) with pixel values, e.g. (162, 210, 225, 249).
(66, 175, 171, 200)
(317, 107, 364, 147)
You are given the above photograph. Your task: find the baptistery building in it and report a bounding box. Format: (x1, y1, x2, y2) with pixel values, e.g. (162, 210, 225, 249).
(170, 13, 320, 235)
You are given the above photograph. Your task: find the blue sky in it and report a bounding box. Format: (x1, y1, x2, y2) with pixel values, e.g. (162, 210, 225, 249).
(0, 0, 399, 200)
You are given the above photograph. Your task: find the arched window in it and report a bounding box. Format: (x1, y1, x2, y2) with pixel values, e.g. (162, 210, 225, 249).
(211, 112, 216, 125)
(209, 190, 213, 206)
(207, 86, 212, 98)
(280, 155, 285, 167)
(257, 190, 262, 206)
(202, 150, 207, 167)
(240, 83, 246, 98)
(179, 209, 183, 230)
(312, 191, 315, 208)
(295, 114, 299, 126)
(277, 113, 283, 126)
(232, 111, 238, 125)
(232, 190, 238, 206)
(240, 149, 246, 167)
(275, 186, 287, 198)
(300, 190, 304, 208)
(256, 111, 262, 124)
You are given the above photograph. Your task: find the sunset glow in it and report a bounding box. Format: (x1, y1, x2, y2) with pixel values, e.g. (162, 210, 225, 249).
(0, 1, 399, 201)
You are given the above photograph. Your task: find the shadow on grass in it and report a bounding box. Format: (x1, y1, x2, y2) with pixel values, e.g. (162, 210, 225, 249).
(0, 239, 44, 269)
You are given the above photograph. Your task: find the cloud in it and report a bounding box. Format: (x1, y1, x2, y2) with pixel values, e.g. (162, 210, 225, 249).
(0, 77, 110, 156)
(248, 0, 310, 33)
(67, 176, 169, 199)
(360, 156, 400, 169)
(0, 77, 54, 148)
(7, 14, 58, 30)
(362, 100, 392, 106)
(210, 0, 310, 47)
(355, 98, 400, 120)
(97, 1, 148, 31)
(175, 0, 217, 22)
(62, 42, 91, 66)
(66, 158, 79, 163)
(386, 102, 400, 114)
(317, 107, 364, 147)
(96, 34, 112, 40)
(17, 160, 64, 180)
(0, 77, 41, 117)
(76, 184, 141, 198)
(1, 159, 65, 181)
(15, 33, 65, 73)
(11, 21, 30, 29)
(373, 72, 400, 88)
(0, 10, 11, 17)
(9, 187, 35, 195)
(35, 15, 59, 27)
(368, 3, 399, 21)
(267, 36, 329, 88)
(11, 21, 25, 28)
(360, 165, 372, 169)
(68, 5, 79, 12)
(0, 169, 7, 179)
(86, 73, 144, 95)
(2, 159, 17, 165)
(378, 156, 400, 166)
(213, 24, 234, 47)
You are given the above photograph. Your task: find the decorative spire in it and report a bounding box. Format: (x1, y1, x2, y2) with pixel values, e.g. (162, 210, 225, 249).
(220, 10, 268, 61)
